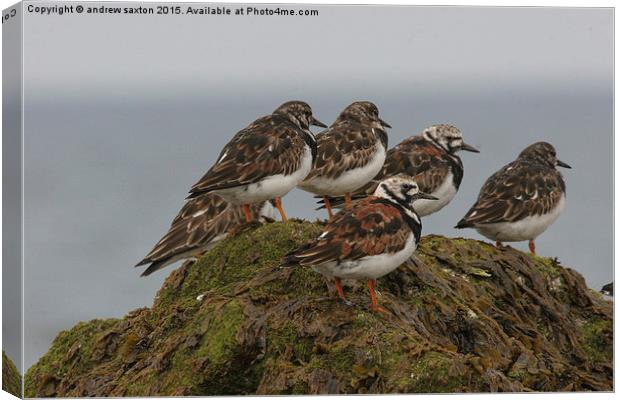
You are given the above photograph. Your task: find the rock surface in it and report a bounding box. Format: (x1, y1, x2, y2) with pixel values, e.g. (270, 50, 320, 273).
(3, 351, 21, 398)
(25, 220, 613, 396)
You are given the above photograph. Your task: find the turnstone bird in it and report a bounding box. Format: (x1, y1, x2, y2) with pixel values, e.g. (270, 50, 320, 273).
(319, 124, 478, 217)
(601, 282, 613, 297)
(298, 101, 391, 218)
(187, 101, 326, 222)
(455, 142, 570, 255)
(136, 195, 276, 276)
(283, 175, 437, 312)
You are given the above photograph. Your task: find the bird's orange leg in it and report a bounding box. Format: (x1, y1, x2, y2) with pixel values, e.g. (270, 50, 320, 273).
(274, 197, 288, 222)
(344, 193, 353, 209)
(243, 204, 252, 223)
(528, 240, 536, 255)
(334, 277, 355, 306)
(496, 241, 503, 248)
(323, 196, 334, 220)
(367, 279, 388, 314)
(334, 277, 346, 301)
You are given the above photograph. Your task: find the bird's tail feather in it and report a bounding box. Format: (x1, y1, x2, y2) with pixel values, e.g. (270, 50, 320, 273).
(314, 194, 365, 211)
(140, 260, 169, 277)
(454, 218, 472, 229)
(280, 242, 314, 268)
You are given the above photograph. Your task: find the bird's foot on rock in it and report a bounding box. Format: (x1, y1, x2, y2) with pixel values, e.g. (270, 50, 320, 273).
(370, 304, 390, 315)
(339, 298, 356, 307)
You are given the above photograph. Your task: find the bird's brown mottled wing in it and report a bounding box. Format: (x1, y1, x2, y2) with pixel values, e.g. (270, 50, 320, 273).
(171, 194, 229, 225)
(319, 136, 451, 207)
(189, 116, 306, 197)
(304, 121, 387, 180)
(456, 161, 566, 227)
(137, 195, 264, 272)
(368, 137, 452, 194)
(285, 198, 411, 266)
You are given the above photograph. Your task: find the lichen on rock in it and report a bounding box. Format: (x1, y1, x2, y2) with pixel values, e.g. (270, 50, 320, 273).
(25, 220, 613, 396)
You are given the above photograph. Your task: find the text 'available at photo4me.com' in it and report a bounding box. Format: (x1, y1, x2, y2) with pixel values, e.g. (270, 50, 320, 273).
(19, 2, 320, 17)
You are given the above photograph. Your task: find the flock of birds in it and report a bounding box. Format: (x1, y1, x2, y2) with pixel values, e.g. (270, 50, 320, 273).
(136, 100, 570, 312)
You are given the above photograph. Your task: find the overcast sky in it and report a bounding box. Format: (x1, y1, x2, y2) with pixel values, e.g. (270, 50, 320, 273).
(15, 4, 612, 370)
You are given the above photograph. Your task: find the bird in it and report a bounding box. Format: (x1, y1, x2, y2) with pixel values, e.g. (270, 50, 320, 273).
(298, 101, 391, 219)
(455, 141, 570, 255)
(136, 195, 276, 276)
(282, 174, 437, 312)
(187, 101, 326, 222)
(600, 282, 613, 297)
(318, 124, 479, 217)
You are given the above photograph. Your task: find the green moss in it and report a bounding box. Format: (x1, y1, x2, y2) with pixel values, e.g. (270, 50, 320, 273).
(3, 351, 21, 398)
(156, 221, 323, 308)
(406, 351, 466, 393)
(24, 318, 119, 397)
(268, 321, 309, 360)
(533, 256, 562, 279)
(327, 344, 357, 374)
(291, 380, 310, 394)
(588, 289, 605, 301)
(193, 300, 244, 364)
(580, 316, 613, 363)
(405, 285, 442, 308)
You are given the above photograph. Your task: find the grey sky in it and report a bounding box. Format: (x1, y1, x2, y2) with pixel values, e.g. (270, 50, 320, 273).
(19, 3, 612, 369)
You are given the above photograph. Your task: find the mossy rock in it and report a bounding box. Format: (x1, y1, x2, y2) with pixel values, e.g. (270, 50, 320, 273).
(25, 221, 613, 396)
(3, 351, 21, 398)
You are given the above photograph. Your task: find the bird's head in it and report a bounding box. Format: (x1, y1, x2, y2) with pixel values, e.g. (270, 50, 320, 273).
(422, 124, 479, 154)
(518, 141, 571, 169)
(272, 101, 327, 131)
(336, 101, 391, 129)
(374, 174, 437, 212)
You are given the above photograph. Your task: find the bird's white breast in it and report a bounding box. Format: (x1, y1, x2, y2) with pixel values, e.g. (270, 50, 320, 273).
(216, 145, 313, 204)
(312, 233, 416, 280)
(414, 171, 457, 217)
(475, 195, 566, 242)
(299, 142, 386, 196)
(259, 201, 277, 221)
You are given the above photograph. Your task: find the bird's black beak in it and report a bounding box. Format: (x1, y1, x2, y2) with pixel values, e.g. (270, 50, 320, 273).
(556, 159, 571, 169)
(379, 118, 392, 129)
(460, 142, 480, 153)
(311, 117, 327, 128)
(414, 191, 438, 201)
